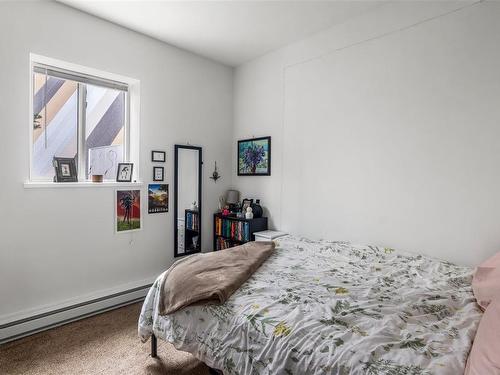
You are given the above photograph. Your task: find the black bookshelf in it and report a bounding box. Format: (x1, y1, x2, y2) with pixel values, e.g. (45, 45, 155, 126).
(185, 209, 200, 252)
(213, 213, 268, 250)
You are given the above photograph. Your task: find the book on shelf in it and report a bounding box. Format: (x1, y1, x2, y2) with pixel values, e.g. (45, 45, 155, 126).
(216, 237, 233, 250)
(214, 216, 250, 242)
(186, 211, 199, 231)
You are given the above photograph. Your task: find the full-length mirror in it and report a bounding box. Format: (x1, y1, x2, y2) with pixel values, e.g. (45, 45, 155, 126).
(174, 145, 202, 257)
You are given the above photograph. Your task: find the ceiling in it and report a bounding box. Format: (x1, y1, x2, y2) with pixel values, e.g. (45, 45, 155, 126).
(58, 1, 387, 66)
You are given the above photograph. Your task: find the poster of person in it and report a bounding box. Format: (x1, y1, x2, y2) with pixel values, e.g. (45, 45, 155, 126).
(116, 163, 133, 182)
(116, 190, 141, 232)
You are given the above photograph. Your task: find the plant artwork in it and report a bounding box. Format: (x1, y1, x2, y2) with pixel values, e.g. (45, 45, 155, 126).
(237, 136, 271, 176)
(116, 190, 141, 232)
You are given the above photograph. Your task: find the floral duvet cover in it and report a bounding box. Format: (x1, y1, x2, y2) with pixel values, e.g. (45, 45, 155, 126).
(139, 235, 481, 375)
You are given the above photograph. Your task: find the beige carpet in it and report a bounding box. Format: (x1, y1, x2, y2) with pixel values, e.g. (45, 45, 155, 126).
(0, 303, 209, 375)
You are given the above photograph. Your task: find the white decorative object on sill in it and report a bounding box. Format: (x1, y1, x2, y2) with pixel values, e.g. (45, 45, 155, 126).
(245, 206, 253, 219)
(253, 230, 288, 242)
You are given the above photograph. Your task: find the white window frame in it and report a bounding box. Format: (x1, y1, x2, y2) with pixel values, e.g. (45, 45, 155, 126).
(26, 53, 141, 187)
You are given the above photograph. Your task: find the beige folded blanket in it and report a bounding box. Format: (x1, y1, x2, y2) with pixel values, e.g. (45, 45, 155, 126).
(159, 241, 275, 315)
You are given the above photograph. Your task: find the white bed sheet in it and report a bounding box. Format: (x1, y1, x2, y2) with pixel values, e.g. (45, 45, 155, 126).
(139, 235, 481, 375)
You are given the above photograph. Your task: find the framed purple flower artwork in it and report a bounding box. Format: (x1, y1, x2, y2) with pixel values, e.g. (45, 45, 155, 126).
(237, 136, 271, 176)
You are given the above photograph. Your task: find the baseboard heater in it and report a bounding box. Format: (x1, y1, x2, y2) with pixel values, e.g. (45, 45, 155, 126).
(0, 284, 151, 345)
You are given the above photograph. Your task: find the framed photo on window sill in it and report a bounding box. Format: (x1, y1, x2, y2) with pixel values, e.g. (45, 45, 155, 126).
(116, 163, 134, 182)
(53, 157, 78, 182)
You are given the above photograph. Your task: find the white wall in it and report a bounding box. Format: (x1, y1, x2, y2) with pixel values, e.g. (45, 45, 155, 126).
(233, 0, 500, 266)
(0, 1, 233, 321)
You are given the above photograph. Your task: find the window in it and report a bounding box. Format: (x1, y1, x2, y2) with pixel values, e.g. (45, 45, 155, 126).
(31, 59, 132, 182)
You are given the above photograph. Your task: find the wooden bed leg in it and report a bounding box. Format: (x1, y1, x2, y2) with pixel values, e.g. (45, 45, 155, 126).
(151, 334, 158, 358)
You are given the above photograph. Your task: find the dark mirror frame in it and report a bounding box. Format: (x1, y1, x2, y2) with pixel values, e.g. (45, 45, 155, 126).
(174, 144, 202, 258)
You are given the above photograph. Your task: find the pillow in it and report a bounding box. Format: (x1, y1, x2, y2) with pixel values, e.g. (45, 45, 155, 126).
(465, 298, 500, 375)
(473, 253, 500, 310)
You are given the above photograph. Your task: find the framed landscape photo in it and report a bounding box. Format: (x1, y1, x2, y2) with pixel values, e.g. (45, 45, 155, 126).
(153, 166, 164, 181)
(116, 163, 133, 182)
(53, 157, 78, 182)
(115, 189, 141, 233)
(238, 136, 271, 176)
(151, 150, 166, 163)
(148, 184, 168, 213)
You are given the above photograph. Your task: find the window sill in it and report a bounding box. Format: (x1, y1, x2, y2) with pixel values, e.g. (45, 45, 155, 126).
(24, 181, 144, 189)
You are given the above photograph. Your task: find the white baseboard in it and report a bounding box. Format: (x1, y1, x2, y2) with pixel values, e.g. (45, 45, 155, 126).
(0, 282, 152, 344)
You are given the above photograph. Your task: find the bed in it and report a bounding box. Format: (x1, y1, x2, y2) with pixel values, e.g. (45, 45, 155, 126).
(139, 235, 482, 374)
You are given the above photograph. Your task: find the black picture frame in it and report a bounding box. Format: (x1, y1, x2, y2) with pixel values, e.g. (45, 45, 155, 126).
(241, 198, 253, 213)
(237, 136, 271, 176)
(53, 157, 78, 182)
(151, 150, 166, 163)
(174, 144, 202, 258)
(153, 166, 164, 181)
(116, 163, 133, 182)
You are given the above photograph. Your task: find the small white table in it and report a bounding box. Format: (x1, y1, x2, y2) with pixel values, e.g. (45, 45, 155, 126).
(253, 230, 288, 242)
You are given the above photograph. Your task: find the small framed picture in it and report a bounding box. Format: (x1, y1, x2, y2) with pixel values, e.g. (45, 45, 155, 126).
(153, 166, 164, 181)
(151, 151, 166, 163)
(242, 198, 253, 213)
(116, 163, 133, 182)
(53, 157, 78, 182)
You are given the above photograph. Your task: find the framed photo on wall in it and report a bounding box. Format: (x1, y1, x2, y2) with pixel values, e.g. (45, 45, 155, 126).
(237, 136, 271, 176)
(115, 189, 141, 233)
(153, 166, 164, 181)
(151, 150, 166, 162)
(148, 184, 168, 213)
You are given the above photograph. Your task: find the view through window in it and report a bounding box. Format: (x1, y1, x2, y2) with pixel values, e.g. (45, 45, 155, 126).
(32, 64, 128, 181)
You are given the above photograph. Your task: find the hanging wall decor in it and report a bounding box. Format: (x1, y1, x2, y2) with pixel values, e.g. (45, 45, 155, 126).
(153, 166, 164, 181)
(151, 150, 166, 162)
(115, 189, 142, 233)
(237, 136, 271, 176)
(148, 184, 168, 214)
(210, 161, 221, 182)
